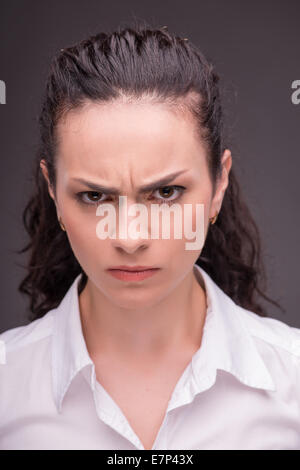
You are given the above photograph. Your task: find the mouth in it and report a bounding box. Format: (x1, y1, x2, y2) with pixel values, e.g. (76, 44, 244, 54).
(108, 266, 159, 272)
(107, 267, 161, 282)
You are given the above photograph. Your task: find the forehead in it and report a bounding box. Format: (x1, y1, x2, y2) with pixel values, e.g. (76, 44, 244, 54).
(55, 101, 206, 175)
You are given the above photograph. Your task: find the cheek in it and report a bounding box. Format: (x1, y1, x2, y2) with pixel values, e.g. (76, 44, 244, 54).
(62, 205, 102, 266)
(68, 227, 93, 267)
(183, 195, 210, 238)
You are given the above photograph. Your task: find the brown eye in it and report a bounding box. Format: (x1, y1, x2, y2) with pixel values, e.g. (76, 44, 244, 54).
(76, 191, 107, 205)
(157, 187, 175, 199)
(86, 191, 102, 202)
(152, 185, 186, 204)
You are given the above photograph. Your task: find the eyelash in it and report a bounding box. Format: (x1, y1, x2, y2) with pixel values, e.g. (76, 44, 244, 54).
(75, 185, 187, 207)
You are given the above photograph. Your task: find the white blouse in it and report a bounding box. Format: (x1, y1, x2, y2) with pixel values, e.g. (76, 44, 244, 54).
(0, 264, 300, 450)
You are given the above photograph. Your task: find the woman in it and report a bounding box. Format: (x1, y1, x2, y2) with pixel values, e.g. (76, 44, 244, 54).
(0, 23, 299, 451)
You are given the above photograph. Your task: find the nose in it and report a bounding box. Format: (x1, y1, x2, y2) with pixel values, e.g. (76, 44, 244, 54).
(111, 220, 150, 254)
(112, 237, 149, 255)
(110, 198, 151, 254)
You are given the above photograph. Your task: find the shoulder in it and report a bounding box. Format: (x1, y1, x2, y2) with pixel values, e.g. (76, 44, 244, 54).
(236, 305, 300, 357)
(236, 305, 300, 393)
(0, 311, 56, 421)
(0, 309, 55, 365)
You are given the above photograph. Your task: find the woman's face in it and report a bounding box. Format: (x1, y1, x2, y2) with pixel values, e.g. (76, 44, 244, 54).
(41, 100, 231, 308)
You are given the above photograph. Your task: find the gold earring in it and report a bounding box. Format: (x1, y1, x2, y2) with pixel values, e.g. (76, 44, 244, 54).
(58, 217, 66, 231)
(209, 212, 218, 225)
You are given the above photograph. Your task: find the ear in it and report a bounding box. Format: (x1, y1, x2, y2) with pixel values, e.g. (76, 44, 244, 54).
(40, 159, 56, 202)
(209, 149, 232, 218)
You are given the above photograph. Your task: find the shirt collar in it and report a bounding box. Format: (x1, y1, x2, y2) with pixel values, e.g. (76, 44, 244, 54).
(52, 264, 276, 413)
(191, 264, 276, 393)
(52, 273, 95, 413)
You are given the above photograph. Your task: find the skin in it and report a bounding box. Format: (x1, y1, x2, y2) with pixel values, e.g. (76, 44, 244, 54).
(40, 100, 232, 373)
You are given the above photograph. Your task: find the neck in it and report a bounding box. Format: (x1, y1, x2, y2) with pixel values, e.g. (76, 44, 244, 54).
(78, 266, 208, 362)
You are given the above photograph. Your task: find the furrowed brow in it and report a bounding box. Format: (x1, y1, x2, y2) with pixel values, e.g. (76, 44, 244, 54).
(71, 169, 189, 195)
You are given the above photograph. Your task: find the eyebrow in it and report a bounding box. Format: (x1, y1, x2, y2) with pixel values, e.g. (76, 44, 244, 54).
(70, 169, 190, 195)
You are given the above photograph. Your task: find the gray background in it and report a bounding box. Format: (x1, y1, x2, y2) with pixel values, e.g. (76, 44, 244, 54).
(0, 0, 299, 332)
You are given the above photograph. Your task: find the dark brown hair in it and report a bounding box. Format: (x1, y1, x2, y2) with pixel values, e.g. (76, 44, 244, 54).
(18, 20, 284, 322)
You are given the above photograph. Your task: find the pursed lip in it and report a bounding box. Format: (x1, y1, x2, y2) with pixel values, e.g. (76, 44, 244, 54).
(107, 266, 159, 272)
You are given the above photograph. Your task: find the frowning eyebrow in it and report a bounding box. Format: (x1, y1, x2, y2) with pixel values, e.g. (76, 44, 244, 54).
(70, 169, 190, 195)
